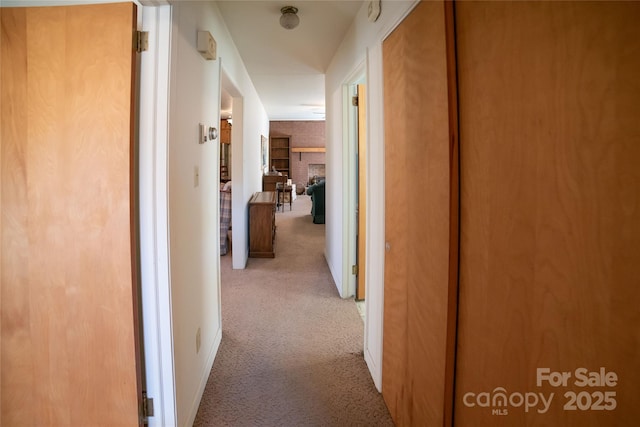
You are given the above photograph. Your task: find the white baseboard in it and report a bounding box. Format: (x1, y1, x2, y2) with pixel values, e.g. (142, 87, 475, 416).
(184, 326, 223, 427)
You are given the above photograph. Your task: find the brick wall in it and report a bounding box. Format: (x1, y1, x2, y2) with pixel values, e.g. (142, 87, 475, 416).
(270, 121, 326, 188)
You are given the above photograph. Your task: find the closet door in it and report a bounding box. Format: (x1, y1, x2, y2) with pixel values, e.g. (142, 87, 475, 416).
(455, 2, 640, 425)
(382, 1, 458, 424)
(1, 4, 141, 425)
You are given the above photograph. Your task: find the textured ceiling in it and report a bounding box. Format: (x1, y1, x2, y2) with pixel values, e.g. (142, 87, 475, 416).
(217, 0, 364, 121)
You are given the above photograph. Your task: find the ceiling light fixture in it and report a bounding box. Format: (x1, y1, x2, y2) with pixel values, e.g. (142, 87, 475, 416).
(280, 6, 299, 30)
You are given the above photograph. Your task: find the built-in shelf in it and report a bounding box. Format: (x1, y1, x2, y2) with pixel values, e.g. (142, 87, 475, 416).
(291, 147, 325, 160)
(291, 147, 325, 153)
(270, 136, 290, 176)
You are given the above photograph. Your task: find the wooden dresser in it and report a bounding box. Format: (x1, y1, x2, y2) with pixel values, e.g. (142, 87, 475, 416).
(248, 191, 276, 258)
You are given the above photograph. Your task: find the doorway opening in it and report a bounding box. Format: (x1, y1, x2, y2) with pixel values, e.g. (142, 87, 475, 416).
(219, 82, 233, 257)
(219, 67, 244, 269)
(342, 63, 366, 307)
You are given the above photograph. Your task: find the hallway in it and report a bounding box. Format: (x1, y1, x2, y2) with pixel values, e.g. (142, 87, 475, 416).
(193, 195, 392, 426)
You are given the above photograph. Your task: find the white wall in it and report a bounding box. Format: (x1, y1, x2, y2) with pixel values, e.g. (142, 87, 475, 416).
(168, 5, 221, 425)
(324, 0, 417, 390)
(228, 87, 270, 270)
(167, 2, 268, 426)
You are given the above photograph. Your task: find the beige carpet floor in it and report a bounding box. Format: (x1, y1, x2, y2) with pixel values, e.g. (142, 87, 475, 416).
(193, 194, 394, 426)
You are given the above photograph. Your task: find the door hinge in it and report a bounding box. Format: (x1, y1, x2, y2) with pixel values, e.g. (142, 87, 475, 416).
(352, 95, 359, 107)
(136, 31, 149, 53)
(141, 391, 154, 421)
(352, 264, 358, 275)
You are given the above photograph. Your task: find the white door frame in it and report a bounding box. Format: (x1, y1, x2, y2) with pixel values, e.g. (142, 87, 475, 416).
(139, 5, 177, 426)
(219, 69, 246, 270)
(362, 44, 385, 392)
(341, 62, 366, 299)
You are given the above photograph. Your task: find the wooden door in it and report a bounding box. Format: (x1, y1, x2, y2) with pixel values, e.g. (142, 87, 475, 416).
(454, 1, 640, 425)
(1, 4, 141, 425)
(356, 84, 367, 301)
(382, 1, 458, 425)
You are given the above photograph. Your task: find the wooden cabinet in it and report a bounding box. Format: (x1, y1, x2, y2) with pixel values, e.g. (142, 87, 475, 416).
(249, 191, 276, 258)
(270, 136, 290, 177)
(220, 120, 231, 180)
(220, 119, 231, 144)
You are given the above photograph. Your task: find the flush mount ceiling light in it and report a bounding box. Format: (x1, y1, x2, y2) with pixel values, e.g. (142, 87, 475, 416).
(280, 6, 300, 30)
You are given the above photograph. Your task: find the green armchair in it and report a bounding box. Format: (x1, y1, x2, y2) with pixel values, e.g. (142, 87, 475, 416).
(306, 180, 325, 224)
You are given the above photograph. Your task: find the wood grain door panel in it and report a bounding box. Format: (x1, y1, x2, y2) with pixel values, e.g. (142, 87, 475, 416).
(455, 2, 640, 425)
(1, 4, 140, 425)
(382, 1, 457, 425)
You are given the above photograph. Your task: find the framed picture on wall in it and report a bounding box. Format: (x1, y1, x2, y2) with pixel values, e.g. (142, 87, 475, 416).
(261, 135, 269, 174)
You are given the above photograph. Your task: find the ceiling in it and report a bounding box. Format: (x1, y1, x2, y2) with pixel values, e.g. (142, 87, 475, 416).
(217, 0, 364, 121)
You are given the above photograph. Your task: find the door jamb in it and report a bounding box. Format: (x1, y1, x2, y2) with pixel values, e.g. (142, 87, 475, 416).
(341, 62, 366, 299)
(139, 5, 177, 426)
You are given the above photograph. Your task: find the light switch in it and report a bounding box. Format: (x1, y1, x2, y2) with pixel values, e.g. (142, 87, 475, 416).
(199, 123, 206, 144)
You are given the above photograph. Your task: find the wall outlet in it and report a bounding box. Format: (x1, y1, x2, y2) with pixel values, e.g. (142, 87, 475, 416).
(196, 327, 201, 353)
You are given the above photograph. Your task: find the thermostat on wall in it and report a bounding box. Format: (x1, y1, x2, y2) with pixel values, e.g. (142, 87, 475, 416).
(197, 31, 217, 60)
